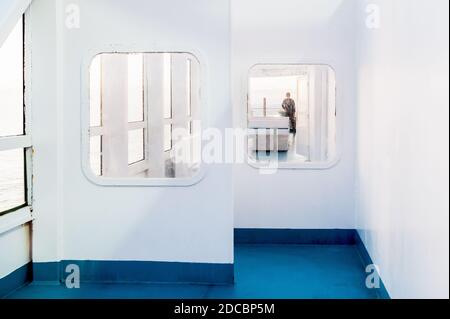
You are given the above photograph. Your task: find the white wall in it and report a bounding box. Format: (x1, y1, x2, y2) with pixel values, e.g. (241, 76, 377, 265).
(355, 0, 449, 298)
(232, 0, 357, 229)
(30, 0, 233, 264)
(0, 224, 30, 279)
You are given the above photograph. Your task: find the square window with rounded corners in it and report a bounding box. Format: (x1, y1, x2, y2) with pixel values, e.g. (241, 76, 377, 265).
(84, 52, 203, 186)
(247, 64, 339, 170)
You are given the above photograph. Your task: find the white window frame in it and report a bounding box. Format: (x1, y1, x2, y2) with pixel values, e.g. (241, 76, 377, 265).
(81, 49, 207, 187)
(246, 62, 341, 170)
(0, 12, 33, 229)
(90, 121, 150, 177)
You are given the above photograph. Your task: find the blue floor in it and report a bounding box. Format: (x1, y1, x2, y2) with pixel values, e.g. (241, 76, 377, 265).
(7, 245, 379, 299)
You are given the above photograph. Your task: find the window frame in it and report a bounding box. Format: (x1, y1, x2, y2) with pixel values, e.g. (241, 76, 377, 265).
(81, 49, 207, 187)
(0, 15, 33, 217)
(246, 62, 341, 171)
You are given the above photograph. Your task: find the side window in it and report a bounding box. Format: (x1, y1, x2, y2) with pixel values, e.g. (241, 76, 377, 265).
(0, 17, 31, 215)
(87, 52, 201, 182)
(247, 64, 337, 168)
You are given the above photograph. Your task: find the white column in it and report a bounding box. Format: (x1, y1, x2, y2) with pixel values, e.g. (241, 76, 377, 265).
(327, 67, 336, 160)
(145, 54, 166, 178)
(190, 56, 201, 123)
(190, 55, 202, 167)
(319, 66, 329, 160)
(309, 66, 328, 162)
(101, 54, 128, 177)
(296, 74, 310, 159)
(308, 66, 319, 162)
(171, 54, 189, 177)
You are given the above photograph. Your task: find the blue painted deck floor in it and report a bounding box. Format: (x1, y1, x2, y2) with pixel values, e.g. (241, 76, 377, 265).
(8, 245, 380, 299)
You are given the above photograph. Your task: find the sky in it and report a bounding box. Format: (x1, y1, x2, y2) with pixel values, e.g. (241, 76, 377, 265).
(0, 18, 23, 137)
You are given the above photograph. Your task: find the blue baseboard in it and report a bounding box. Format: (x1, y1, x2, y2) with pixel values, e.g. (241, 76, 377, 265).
(235, 228, 357, 245)
(32, 260, 234, 285)
(354, 232, 391, 299)
(0, 263, 32, 298)
(32, 262, 60, 283)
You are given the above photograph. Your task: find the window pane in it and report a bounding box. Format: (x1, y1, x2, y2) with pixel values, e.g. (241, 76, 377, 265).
(89, 55, 102, 127)
(249, 76, 297, 117)
(128, 54, 144, 123)
(0, 149, 25, 213)
(163, 53, 172, 119)
(90, 136, 102, 176)
(0, 19, 23, 137)
(164, 124, 172, 152)
(128, 129, 144, 164)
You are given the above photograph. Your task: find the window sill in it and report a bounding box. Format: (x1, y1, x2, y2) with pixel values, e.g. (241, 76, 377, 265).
(247, 156, 341, 170)
(0, 207, 33, 235)
(82, 166, 206, 187)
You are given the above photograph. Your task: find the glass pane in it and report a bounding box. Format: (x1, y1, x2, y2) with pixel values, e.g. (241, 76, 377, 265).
(186, 59, 192, 116)
(128, 54, 144, 123)
(0, 19, 24, 137)
(163, 53, 172, 119)
(89, 55, 102, 127)
(248, 76, 298, 117)
(128, 129, 144, 164)
(164, 124, 172, 152)
(90, 136, 102, 176)
(0, 149, 25, 213)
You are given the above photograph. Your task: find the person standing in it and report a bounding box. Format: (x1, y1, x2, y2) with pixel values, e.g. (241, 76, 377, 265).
(282, 92, 296, 133)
